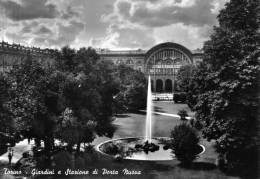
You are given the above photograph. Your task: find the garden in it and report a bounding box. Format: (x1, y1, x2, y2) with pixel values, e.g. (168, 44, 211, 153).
(0, 0, 259, 178)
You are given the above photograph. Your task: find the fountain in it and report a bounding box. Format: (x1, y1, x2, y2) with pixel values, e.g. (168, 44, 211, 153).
(145, 76, 152, 143)
(96, 76, 205, 161)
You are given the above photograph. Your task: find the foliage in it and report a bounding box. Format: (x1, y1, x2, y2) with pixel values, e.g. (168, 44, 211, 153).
(52, 47, 119, 151)
(5, 49, 115, 152)
(101, 141, 134, 159)
(173, 92, 186, 103)
(6, 56, 66, 151)
(176, 64, 197, 92)
(0, 73, 13, 134)
(102, 142, 119, 155)
(186, 0, 259, 174)
(190, 118, 203, 131)
(114, 65, 147, 111)
(170, 123, 200, 165)
(177, 109, 188, 120)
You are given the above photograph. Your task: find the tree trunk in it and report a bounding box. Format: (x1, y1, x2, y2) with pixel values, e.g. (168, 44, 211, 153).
(35, 138, 41, 147)
(76, 142, 81, 153)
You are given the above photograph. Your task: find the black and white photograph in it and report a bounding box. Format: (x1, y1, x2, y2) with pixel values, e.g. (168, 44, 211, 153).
(0, 0, 259, 178)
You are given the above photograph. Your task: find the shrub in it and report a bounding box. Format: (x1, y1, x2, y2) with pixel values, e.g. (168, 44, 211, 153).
(173, 92, 186, 103)
(177, 109, 188, 120)
(101, 142, 134, 160)
(102, 142, 119, 155)
(170, 123, 200, 165)
(190, 118, 203, 130)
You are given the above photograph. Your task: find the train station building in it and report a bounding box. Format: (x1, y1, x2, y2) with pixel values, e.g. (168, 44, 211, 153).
(98, 42, 203, 93)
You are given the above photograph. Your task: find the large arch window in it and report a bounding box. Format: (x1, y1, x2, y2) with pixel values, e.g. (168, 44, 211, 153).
(156, 79, 163, 92)
(145, 43, 192, 76)
(174, 58, 182, 65)
(165, 79, 172, 92)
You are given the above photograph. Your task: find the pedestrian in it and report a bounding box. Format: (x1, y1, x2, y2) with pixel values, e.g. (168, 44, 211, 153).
(8, 148, 13, 166)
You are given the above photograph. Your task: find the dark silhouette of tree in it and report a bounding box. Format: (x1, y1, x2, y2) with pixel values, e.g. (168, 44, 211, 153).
(114, 65, 147, 112)
(7, 55, 66, 151)
(170, 123, 200, 166)
(54, 47, 118, 151)
(187, 0, 259, 176)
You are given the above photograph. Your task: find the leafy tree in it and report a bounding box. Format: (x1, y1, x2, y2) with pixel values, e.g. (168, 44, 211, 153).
(124, 83, 147, 111)
(170, 123, 200, 166)
(115, 65, 147, 111)
(55, 46, 76, 72)
(187, 0, 259, 175)
(54, 47, 118, 151)
(7, 56, 66, 151)
(176, 64, 197, 92)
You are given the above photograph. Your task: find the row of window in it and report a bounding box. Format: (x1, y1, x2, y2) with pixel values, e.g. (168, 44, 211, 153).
(147, 68, 180, 75)
(115, 59, 143, 65)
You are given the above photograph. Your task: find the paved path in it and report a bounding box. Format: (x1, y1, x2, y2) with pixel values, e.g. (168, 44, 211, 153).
(0, 139, 33, 164)
(140, 110, 192, 119)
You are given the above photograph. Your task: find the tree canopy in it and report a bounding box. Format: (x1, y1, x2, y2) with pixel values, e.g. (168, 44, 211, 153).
(113, 65, 147, 112)
(187, 0, 259, 175)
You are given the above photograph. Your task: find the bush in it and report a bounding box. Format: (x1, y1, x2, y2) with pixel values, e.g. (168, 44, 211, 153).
(177, 109, 188, 120)
(102, 142, 119, 155)
(170, 123, 200, 165)
(173, 92, 186, 103)
(190, 118, 203, 130)
(101, 142, 134, 160)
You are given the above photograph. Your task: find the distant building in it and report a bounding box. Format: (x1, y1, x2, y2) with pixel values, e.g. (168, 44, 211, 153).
(0, 41, 55, 72)
(0, 41, 203, 93)
(98, 42, 203, 92)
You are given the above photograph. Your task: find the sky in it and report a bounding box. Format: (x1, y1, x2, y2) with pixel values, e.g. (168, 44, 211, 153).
(0, 0, 229, 50)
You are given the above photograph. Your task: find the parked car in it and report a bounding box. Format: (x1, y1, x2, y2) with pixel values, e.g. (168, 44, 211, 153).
(173, 92, 187, 103)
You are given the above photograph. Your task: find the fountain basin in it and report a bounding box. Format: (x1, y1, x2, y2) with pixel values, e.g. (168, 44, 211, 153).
(96, 137, 205, 161)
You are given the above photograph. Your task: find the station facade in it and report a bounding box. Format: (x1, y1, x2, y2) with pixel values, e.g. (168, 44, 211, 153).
(98, 42, 203, 93)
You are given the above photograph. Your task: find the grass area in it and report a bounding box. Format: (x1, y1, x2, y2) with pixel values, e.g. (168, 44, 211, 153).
(153, 101, 193, 116)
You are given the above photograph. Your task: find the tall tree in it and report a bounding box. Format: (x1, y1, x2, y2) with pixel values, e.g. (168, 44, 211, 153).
(114, 65, 147, 111)
(55, 47, 118, 150)
(188, 0, 259, 175)
(7, 56, 66, 151)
